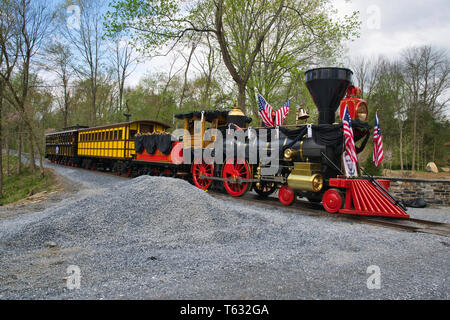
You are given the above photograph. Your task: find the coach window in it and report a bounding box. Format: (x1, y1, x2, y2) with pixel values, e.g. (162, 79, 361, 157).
(140, 124, 153, 133)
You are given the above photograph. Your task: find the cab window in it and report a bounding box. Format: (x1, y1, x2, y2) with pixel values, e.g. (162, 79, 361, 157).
(140, 124, 154, 133)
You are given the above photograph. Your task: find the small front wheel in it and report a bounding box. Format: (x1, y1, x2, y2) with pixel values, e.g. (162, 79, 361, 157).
(322, 189, 344, 213)
(278, 185, 295, 206)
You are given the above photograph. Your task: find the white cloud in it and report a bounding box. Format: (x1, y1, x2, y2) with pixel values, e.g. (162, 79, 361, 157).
(333, 0, 450, 59)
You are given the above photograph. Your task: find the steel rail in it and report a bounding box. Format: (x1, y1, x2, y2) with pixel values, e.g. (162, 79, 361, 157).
(208, 191, 450, 238)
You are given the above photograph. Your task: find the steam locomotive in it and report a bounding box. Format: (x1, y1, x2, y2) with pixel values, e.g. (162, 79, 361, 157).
(45, 67, 409, 218)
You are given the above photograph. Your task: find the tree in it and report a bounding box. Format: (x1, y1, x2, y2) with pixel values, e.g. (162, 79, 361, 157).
(192, 32, 223, 108)
(0, 0, 20, 196)
(105, 0, 359, 112)
(110, 36, 138, 114)
(42, 42, 73, 128)
(402, 46, 450, 171)
(61, 0, 107, 126)
(0, 0, 53, 177)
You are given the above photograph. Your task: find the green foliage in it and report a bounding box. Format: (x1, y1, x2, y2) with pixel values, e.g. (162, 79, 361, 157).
(362, 151, 383, 177)
(105, 0, 180, 52)
(360, 52, 450, 170)
(104, 0, 361, 112)
(1, 155, 55, 205)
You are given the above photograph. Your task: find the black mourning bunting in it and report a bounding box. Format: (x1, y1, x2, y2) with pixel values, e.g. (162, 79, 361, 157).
(280, 121, 371, 154)
(134, 134, 174, 155)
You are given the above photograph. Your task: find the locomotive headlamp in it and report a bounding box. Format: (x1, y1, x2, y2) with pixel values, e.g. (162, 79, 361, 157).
(357, 103, 368, 121)
(311, 174, 324, 192)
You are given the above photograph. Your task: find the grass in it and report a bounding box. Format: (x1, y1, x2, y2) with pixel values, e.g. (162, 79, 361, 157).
(1, 154, 56, 205)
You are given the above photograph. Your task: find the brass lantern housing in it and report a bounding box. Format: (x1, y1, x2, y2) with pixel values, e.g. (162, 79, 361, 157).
(357, 102, 368, 122)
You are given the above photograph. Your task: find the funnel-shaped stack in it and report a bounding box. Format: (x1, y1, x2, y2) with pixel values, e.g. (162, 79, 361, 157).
(305, 68, 353, 124)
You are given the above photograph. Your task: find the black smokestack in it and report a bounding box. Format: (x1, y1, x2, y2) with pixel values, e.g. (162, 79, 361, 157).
(305, 67, 353, 124)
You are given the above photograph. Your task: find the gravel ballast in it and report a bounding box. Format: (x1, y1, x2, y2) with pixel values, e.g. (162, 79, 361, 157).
(0, 169, 449, 299)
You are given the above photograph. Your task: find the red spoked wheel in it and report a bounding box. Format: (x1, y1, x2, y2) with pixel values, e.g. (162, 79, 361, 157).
(322, 189, 343, 213)
(192, 161, 213, 190)
(222, 159, 251, 197)
(278, 185, 295, 206)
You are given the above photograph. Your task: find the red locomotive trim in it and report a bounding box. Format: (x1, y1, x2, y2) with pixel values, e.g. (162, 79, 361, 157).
(339, 97, 367, 120)
(328, 178, 410, 218)
(135, 141, 183, 164)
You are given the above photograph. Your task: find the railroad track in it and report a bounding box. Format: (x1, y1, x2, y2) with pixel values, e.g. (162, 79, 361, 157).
(47, 160, 450, 238)
(209, 191, 450, 238)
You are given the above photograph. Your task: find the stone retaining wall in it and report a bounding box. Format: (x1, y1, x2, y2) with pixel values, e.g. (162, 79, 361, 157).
(375, 177, 450, 206)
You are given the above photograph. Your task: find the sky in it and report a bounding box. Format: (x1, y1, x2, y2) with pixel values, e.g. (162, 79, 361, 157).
(333, 0, 450, 59)
(127, 0, 450, 86)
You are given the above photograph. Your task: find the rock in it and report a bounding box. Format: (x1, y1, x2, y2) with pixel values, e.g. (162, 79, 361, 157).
(44, 241, 57, 248)
(426, 162, 439, 173)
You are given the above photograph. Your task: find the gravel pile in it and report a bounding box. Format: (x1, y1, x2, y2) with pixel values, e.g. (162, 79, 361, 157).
(1, 176, 259, 249)
(0, 176, 270, 299)
(0, 173, 449, 300)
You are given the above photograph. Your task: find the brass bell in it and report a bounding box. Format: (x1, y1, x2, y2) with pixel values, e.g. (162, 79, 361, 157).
(228, 99, 245, 116)
(296, 107, 309, 121)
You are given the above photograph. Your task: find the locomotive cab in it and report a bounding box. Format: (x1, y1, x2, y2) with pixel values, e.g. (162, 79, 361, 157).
(174, 106, 252, 151)
(175, 110, 228, 150)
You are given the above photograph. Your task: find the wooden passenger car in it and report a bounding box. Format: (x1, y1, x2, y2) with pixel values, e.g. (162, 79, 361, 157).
(77, 120, 170, 160)
(45, 128, 83, 159)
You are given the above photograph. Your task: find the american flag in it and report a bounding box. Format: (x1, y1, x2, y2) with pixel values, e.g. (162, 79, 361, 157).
(257, 94, 274, 127)
(343, 104, 358, 164)
(275, 99, 291, 126)
(373, 112, 384, 167)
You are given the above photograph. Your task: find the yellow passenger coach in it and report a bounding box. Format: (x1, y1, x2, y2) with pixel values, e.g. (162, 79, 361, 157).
(77, 120, 170, 160)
